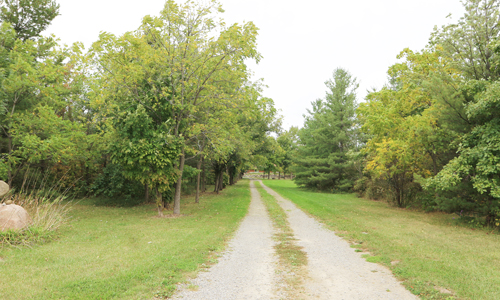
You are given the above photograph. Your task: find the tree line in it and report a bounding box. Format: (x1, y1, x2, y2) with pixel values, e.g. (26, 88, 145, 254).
(0, 0, 282, 216)
(3, 0, 499, 227)
(288, 0, 500, 228)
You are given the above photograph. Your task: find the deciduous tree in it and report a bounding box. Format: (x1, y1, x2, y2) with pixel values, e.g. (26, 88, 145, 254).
(0, 0, 60, 41)
(90, 0, 260, 214)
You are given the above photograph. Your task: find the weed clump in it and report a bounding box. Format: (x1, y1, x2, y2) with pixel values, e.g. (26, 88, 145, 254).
(0, 172, 73, 246)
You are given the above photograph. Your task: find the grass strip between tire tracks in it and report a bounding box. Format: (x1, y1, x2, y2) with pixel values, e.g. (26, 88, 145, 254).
(0, 181, 251, 299)
(254, 180, 308, 299)
(262, 179, 500, 300)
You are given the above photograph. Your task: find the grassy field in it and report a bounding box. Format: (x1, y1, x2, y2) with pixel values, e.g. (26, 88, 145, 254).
(0, 181, 251, 300)
(262, 179, 500, 300)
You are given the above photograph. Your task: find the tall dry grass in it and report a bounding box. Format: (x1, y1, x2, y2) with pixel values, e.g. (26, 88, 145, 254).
(0, 170, 74, 245)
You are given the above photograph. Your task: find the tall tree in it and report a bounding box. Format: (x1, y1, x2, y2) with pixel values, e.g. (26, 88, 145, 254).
(430, 0, 500, 81)
(426, 44, 500, 224)
(259, 135, 284, 179)
(422, 0, 500, 225)
(277, 126, 299, 178)
(90, 0, 260, 214)
(0, 9, 83, 187)
(143, 0, 259, 215)
(358, 48, 468, 207)
(360, 0, 500, 215)
(0, 0, 60, 41)
(294, 68, 359, 191)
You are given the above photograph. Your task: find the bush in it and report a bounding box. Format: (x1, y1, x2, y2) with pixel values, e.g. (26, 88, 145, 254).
(413, 191, 439, 212)
(426, 181, 500, 227)
(90, 164, 145, 200)
(354, 176, 387, 200)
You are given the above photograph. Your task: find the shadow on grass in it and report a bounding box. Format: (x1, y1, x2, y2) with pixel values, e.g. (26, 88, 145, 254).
(77, 196, 147, 207)
(77, 184, 218, 208)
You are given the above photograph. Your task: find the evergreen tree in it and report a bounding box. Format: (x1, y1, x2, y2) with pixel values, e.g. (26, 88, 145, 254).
(293, 68, 359, 191)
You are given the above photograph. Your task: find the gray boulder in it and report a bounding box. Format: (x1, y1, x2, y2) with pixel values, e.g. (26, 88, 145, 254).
(0, 204, 31, 232)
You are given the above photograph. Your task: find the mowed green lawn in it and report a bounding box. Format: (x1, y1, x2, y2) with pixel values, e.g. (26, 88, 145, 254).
(0, 181, 250, 300)
(262, 179, 500, 300)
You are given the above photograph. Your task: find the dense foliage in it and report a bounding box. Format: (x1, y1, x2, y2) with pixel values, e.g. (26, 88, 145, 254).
(0, 0, 282, 217)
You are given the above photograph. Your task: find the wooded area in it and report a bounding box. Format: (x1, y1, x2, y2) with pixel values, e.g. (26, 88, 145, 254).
(1, 0, 500, 229)
(292, 0, 500, 228)
(0, 0, 282, 217)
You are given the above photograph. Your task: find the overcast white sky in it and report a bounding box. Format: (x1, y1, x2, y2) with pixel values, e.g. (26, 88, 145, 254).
(45, 0, 465, 130)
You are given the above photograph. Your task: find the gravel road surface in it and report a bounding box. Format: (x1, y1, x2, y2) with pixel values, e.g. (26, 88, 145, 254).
(171, 180, 419, 299)
(259, 181, 419, 300)
(172, 181, 279, 300)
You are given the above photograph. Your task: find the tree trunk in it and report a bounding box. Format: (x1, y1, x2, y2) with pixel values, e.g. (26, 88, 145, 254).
(214, 169, 219, 193)
(173, 150, 185, 215)
(145, 183, 149, 202)
(85, 162, 91, 187)
(201, 157, 206, 192)
(214, 173, 219, 193)
(268, 171, 270, 179)
(219, 171, 224, 191)
(195, 155, 202, 203)
(156, 187, 164, 217)
(7, 135, 12, 188)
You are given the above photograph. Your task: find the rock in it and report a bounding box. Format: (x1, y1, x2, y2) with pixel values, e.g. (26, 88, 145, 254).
(0, 204, 32, 232)
(5, 200, 13, 205)
(0, 181, 8, 197)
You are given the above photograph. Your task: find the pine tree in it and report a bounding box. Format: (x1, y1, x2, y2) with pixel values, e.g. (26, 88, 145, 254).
(293, 68, 359, 191)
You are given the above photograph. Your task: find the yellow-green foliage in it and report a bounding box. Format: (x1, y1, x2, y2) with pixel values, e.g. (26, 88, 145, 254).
(358, 48, 466, 207)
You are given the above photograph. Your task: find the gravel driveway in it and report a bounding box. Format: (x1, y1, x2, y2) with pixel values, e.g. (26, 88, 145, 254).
(172, 180, 419, 300)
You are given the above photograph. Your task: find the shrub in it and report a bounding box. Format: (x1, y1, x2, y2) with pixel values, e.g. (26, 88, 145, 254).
(90, 164, 144, 199)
